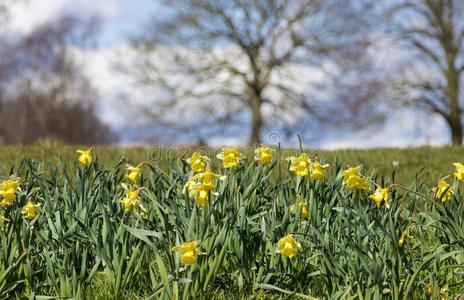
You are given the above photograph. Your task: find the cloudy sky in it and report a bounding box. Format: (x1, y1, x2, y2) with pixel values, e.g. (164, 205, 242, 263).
(6, 0, 451, 148)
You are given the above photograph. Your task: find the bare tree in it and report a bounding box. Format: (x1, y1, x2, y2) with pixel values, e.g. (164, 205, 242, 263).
(0, 15, 115, 144)
(392, 0, 464, 144)
(130, 0, 378, 145)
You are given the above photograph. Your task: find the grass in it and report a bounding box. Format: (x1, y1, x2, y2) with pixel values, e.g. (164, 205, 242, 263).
(0, 140, 462, 186)
(1, 141, 464, 299)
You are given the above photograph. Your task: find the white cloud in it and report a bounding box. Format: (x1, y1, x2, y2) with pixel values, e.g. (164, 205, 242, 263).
(7, 0, 67, 34)
(316, 109, 449, 149)
(6, 0, 125, 36)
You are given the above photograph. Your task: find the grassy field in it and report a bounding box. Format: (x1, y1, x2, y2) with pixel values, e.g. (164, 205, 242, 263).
(0, 141, 463, 186)
(1, 142, 464, 299)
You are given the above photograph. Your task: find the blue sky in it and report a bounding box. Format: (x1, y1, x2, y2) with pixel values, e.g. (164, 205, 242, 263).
(78, 0, 159, 47)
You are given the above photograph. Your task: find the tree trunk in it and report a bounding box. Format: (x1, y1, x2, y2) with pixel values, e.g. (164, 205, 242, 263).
(449, 118, 463, 145)
(249, 89, 263, 146)
(446, 65, 462, 145)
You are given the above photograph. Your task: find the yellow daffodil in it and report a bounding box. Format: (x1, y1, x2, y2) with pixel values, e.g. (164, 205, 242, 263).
(172, 241, 200, 265)
(342, 165, 362, 178)
(216, 148, 244, 169)
(276, 234, 301, 258)
(453, 163, 464, 181)
(0, 176, 20, 207)
(187, 152, 209, 173)
(76, 148, 93, 166)
(184, 179, 200, 196)
(439, 285, 448, 300)
(119, 187, 146, 214)
(186, 184, 212, 207)
(310, 160, 330, 180)
(427, 283, 450, 299)
(290, 201, 309, 219)
(190, 170, 226, 192)
(196, 190, 209, 207)
(398, 227, 413, 249)
(369, 187, 389, 208)
(22, 200, 41, 220)
(126, 163, 144, 184)
(183, 170, 224, 207)
(345, 175, 369, 190)
(341, 166, 369, 190)
(198, 170, 222, 191)
(254, 146, 274, 165)
(286, 153, 311, 176)
(433, 179, 454, 202)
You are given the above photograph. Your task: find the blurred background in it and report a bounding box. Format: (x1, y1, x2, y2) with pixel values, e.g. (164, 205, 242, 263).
(0, 0, 462, 148)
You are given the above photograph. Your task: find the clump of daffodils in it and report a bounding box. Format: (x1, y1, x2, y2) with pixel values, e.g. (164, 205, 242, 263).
(184, 170, 226, 207)
(0, 176, 21, 207)
(22, 200, 41, 220)
(254, 146, 275, 165)
(276, 234, 301, 258)
(286, 154, 329, 179)
(433, 179, 454, 202)
(172, 240, 201, 265)
(187, 152, 209, 173)
(119, 185, 146, 214)
(217, 148, 245, 169)
(76, 147, 93, 167)
(369, 187, 390, 208)
(286, 153, 311, 176)
(341, 166, 369, 191)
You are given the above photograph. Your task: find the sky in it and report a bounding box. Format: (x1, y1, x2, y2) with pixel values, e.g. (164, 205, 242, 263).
(5, 0, 452, 148)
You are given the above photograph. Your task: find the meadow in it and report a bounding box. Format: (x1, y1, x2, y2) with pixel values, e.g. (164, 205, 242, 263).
(0, 142, 464, 299)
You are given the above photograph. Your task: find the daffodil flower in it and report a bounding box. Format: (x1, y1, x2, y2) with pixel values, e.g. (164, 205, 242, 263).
(254, 146, 274, 165)
(286, 153, 311, 176)
(345, 176, 369, 190)
(433, 179, 454, 202)
(119, 186, 146, 214)
(189, 170, 226, 192)
(453, 162, 464, 181)
(341, 166, 369, 190)
(276, 234, 301, 258)
(187, 152, 209, 173)
(310, 160, 330, 180)
(126, 163, 144, 184)
(187, 186, 216, 207)
(217, 148, 244, 169)
(290, 201, 309, 219)
(22, 200, 41, 220)
(172, 241, 201, 265)
(398, 227, 413, 249)
(76, 147, 93, 167)
(183, 170, 224, 207)
(369, 187, 389, 208)
(196, 190, 209, 207)
(0, 176, 20, 207)
(183, 179, 200, 196)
